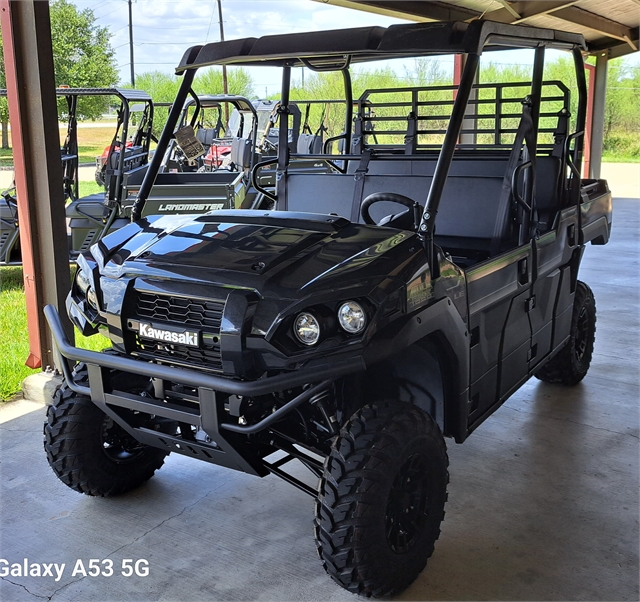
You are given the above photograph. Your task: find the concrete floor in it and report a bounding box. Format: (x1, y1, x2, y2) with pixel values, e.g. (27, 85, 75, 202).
(0, 199, 638, 602)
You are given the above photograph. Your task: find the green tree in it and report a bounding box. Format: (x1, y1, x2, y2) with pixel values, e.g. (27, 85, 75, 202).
(132, 71, 181, 136)
(50, 0, 119, 121)
(193, 67, 253, 98)
(134, 67, 254, 136)
(0, 0, 119, 150)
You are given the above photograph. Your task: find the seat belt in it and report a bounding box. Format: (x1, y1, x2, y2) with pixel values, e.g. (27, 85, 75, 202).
(351, 148, 372, 222)
(404, 111, 418, 154)
(551, 107, 570, 204)
(352, 112, 365, 155)
(491, 96, 537, 255)
(552, 107, 569, 159)
(302, 103, 313, 135)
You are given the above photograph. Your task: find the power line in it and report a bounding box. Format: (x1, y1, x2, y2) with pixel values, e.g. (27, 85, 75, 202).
(204, 2, 217, 42)
(91, 0, 120, 18)
(93, 2, 127, 20)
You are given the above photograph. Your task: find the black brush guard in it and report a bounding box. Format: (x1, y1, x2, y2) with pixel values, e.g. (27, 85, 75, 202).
(44, 305, 364, 486)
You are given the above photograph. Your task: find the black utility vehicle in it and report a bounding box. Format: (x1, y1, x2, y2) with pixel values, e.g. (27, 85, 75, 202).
(44, 21, 611, 597)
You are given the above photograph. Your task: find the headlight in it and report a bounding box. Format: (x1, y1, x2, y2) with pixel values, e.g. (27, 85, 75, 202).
(76, 268, 91, 295)
(293, 312, 320, 346)
(338, 301, 366, 334)
(86, 287, 98, 310)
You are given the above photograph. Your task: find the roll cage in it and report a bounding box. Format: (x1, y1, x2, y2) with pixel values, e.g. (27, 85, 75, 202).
(133, 20, 588, 271)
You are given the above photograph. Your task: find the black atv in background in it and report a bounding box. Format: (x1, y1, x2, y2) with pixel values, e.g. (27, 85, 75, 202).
(44, 20, 611, 598)
(120, 93, 333, 215)
(0, 87, 153, 264)
(119, 94, 264, 215)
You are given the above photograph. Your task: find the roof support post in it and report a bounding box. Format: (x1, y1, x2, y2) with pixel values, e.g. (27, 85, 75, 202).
(589, 53, 608, 180)
(454, 54, 478, 147)
(422, 52, 479, 279)
(0, 0, 73, 369)
(583, 62, 595, 179)
(132, 67, 196, 221)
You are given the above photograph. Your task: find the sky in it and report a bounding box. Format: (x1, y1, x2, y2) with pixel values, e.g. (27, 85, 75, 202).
(72, 0, 410, 95)
(72, 0, 639, 97)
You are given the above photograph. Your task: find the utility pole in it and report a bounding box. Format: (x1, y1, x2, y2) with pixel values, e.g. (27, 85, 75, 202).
(128, 0, 135, 87)
(217, 0, 229, 122)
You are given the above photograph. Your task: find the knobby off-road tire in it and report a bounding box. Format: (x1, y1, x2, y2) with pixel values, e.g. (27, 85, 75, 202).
(535, 280, 596, 386)
(314, 401, 449, 598)
(44, 364, 168, 497)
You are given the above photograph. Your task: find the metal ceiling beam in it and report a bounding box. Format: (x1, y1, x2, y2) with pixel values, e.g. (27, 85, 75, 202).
(312, 0, 479, 23)
(589, 37, 640, 59)
(477, 1, 581, 24)
(321, 0, 639, 54)
(476, 2, 637, 51)
(551, 7, 637, 47)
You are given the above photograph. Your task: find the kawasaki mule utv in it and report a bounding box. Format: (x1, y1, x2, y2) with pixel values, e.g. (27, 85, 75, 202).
(44, 20, 611, 597)
(0, 87, 154, 264)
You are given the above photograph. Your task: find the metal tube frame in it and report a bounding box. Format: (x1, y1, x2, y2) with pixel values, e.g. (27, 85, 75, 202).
(131, 67, 198, 221)
(420, 52, 480, 280)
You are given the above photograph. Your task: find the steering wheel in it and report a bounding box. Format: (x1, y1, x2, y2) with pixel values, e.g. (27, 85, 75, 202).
(261, 138, 278, 153)
(360, 192, 420, 228)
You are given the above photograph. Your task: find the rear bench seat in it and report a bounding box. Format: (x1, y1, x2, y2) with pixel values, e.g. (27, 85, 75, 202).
(283, 158, 515, 259)
(282, 154, 564, 261)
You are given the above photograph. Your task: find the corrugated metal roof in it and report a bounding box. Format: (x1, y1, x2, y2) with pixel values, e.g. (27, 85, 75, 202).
(320, 0, 639, 58)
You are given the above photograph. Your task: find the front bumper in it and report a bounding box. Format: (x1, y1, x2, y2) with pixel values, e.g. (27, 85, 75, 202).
(45, 304, 365, 475)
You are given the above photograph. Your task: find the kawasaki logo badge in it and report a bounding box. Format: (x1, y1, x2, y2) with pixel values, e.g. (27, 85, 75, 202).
(139, 323, 199, 347)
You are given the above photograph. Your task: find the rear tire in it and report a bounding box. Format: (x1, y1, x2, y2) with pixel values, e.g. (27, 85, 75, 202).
(44, 364, 168, 497)
(535, 280, 596, 385)
(314, 401, 448, 598)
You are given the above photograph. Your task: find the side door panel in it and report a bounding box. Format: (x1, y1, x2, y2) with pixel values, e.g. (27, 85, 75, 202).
(466, 245, 532, 428)
(528, 269, 561, 370)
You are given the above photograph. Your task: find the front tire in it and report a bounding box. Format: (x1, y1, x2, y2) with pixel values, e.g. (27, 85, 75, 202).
(535, 280, 596, 385)
(44, 365, 169, 497)
(314, 401, 449, 598)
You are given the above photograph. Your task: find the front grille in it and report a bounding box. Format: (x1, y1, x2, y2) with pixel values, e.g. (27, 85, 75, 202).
(136, 291, 225, 329)
(132, 291, 226, 372)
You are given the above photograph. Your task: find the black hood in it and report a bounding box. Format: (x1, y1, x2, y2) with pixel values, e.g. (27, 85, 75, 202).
(97, 211, 417, 298)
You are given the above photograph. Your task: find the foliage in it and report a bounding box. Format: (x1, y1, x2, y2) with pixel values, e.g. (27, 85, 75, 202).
(134, 68, 254, 136)
(0, 265, 110, 402)
(50, 0, 119, 121)
(603, 132, 640, 160)
(0, 0, 118, 136)
(193, 67, 254, 98)
(289, 59, 452, 144)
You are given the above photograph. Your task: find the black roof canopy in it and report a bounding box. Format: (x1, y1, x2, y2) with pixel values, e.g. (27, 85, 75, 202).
(176, 20, 586, 73)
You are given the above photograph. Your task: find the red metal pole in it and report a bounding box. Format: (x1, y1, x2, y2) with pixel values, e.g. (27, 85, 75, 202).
(1, 0, 42, 368)
(0, 0, 73, 370)
(584, 62, 595, 179)
(453, 53, 463, 98)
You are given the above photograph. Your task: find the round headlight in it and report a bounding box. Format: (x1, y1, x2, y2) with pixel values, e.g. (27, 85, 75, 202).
(293, 312, 320, 346)
(338, 301, 366, 334)
(86, 287, 98, 310)
(76, 268, 91, 295)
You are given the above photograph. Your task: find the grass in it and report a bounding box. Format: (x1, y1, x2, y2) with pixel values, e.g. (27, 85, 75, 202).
(0, 265, 111, 402)
(0, 125, 113, 169)
(0, 148, 14, 168)
(77, 179, 106, 198)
